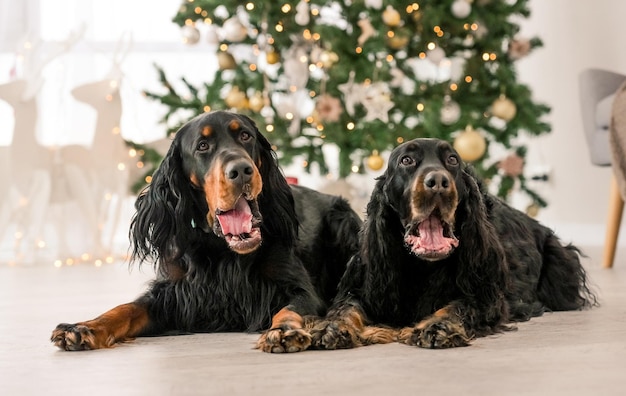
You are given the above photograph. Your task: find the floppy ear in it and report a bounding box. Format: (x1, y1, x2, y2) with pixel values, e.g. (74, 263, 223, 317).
(129, 132, 205, 267)
(356, 177, 406, 313)
(454, 167, 509, 304)
(241, 115, 298, 245)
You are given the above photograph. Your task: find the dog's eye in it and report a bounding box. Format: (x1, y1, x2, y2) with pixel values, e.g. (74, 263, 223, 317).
(240, 130, 252, 142)
(447, 155, 459, 166)
(197, 141, 209, 152)
(400, 156, 414, 166)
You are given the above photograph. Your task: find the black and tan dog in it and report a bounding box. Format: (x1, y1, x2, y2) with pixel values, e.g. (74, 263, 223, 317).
(51, 111, 361, 353)
(311, 138, 597, 349)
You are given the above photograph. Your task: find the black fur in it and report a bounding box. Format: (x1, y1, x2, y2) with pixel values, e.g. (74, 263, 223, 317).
(313, 138, 596, 349)
(51, 111, 362, 352)
(130, 111, 362, 334)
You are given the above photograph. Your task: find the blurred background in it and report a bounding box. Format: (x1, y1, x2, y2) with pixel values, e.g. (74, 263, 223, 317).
(1, 0, 624, 265)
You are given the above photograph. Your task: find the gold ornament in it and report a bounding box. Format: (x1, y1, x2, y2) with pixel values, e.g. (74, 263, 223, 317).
(382, 6, 401, 27)
(248, 92, 265, 112)
(225, 87, 248, 109)
(386, 29, 410, 50)
(266, 49, 280, 65)
(319, 50, 339, 68)
(217, 51, 237, 70)
(526, 203, 540, 218)
(366, 150, 385, 171)
(453, 126, 487, 162)
(491, 94, 517, 121)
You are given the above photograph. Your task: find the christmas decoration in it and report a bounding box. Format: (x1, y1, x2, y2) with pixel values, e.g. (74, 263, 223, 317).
(426, 46, 446, 65)
(222, 17, 248, 42)
(181, 25, 201, 45)
(366, 150, 385, 171)
(440, 96, 461, 125)
(148, 0, 551, 208)
(508, 37, 532, 60)
(526, 203, 540, 218)
(451, 0, 472, 19)
(498, 153, 524, 177)
(453, 126, 487, 162)
(265, 49, 280, 65)
(491, 94, 518, 121)
(382, 6, 402, 27)
(315, 94, 343, 123)
(217, 51, 236, 70)
(357, 18, 376, 46)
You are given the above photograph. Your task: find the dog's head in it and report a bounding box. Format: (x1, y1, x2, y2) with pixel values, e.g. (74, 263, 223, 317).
(177, 111, 265, 254)
(381, 138, 464, 261)
(131, 111, 298, 262)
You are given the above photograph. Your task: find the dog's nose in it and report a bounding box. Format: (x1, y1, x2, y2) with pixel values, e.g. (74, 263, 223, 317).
(225, 159, 254, 184)
(424, 170, 451, 192)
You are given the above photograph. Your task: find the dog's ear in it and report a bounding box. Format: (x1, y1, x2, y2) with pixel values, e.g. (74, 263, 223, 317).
(454, 168, 509, 300)
(130, 130, 204, 266)
(240, 114, 298, 245)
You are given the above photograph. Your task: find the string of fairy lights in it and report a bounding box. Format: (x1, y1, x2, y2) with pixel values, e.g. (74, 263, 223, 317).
(166, 0, 545, 193)
(4, 0, 548, 266)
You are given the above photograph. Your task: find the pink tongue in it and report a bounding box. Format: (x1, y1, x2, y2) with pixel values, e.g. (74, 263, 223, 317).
(216, 197, 253, 236)
(417, 216, 450, 252)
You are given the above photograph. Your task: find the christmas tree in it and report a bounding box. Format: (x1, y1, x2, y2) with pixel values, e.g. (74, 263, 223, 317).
(143, 0, 550, 208)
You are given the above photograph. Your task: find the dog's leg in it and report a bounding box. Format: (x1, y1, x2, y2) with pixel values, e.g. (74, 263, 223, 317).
(51, 302, 150, 351)
(310, 303, 398, 350)
(256, 307, 313, 353)
(398, 305, 471, 349)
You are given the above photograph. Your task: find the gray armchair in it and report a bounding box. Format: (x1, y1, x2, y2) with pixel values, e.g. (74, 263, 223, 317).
(579, 68, 626, 268)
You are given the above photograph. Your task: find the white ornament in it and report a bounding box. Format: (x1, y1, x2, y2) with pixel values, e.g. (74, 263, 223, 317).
(295, 0, 310, 25)
(283, 57, 309, 89)
(389, 67, 405, 88)
(222, 17, 247, 42)
(338, 71, 364, 116)
(205, 26, 219, 45)
(181, 25, 200, 45)
(362, 82, 394, 123)
(451, 0, 472, 19)
(427, 46, 446, 65)
(440, 97, 461, 125)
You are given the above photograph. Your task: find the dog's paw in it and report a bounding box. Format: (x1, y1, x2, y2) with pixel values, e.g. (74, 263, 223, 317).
(256, 327, 312, 353)
(51, 323, 101, 351)
(309, 320, 359, 350)
(399, 320, 471, 349)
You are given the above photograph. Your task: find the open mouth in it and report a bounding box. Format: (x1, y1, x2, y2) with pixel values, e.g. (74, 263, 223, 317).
(214, 195, 262, 254)
(404, 211, 459, 261)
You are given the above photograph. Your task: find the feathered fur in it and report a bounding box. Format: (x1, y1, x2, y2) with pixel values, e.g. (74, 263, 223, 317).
(51, 111, 361, 352)
(311, 138, 596, 349)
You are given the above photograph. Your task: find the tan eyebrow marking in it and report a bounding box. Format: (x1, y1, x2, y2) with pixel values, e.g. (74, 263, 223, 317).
(228, 120, 240, 131)
(202, 126, 212, 136)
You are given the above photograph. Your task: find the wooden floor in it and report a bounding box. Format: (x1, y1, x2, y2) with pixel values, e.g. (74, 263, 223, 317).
(1, 246, 625, 396)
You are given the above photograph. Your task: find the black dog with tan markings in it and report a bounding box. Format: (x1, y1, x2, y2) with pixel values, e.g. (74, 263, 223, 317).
(311, 138, 596, 349)
(51, 111, 361, 353)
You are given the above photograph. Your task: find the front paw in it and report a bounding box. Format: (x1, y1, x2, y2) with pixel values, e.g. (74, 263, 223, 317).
(400, 320, 471, 349)
(256, 327, 312, 353)
(51, 323, 99, 351)
(310, 320, 359, 350)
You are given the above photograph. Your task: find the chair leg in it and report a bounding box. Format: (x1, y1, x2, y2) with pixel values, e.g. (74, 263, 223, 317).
(602, 174, 624, 268)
